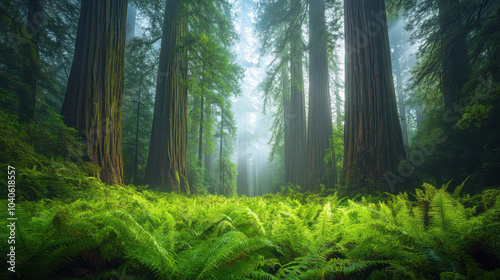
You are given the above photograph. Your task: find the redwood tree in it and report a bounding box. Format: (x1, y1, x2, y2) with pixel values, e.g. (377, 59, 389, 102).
(343, 0, 405, 191)
(61, 0, 128, 185)
(144, 0, 190, 193)
(437, 0, 470, 108)
(286, 0, 307, 186)
(307, 0, 334, 188)
(19, 0, 42, 122)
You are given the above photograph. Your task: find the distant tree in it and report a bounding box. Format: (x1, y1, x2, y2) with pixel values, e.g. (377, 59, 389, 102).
(0, 0, 79, 120)
(343, 0, 406, 191)
(61, 0, 128, 185)
(389, 18, 409, 146)
(126, 2, 136, 41)
(216, 99, 238, 196)
(122, 42, 156, 185)
(18, 0, 42, 122)
(388, 0, 471, 108)
(237, 131, 250, 196)
(256, 0, 307, 186)
(436, 0, 470, 108)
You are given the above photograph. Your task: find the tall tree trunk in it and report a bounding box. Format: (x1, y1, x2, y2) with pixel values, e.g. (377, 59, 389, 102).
(283, 65, 291, 183)
(437, 0, 470, 108)
(219, 111, 224, 194)
(133, 73, 142, 184)
(343, 0, 406, 191)
(144, 0, 189, 193)
(61, 0, 127, 185)
(126, 2, 136, 41)
(393, 47, 409, 146)
(19, 0, 42, 122)
(287, 0, 307, 186)
(237, 132, 249, 196)
(204, 102, 212, 173)
(334, 71, 342, 127)
(198, 95, 204, 167)
(307, 0, 335, 188)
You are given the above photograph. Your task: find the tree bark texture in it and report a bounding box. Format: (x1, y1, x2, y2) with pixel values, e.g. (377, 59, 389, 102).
(144, 0, 190, 193)
(343, 0, 406, 191)
(61, 0, 127, 185)
(307, 0, 335, 188)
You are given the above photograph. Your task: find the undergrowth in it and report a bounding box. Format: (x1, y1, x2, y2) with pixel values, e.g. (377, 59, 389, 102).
(0, 179, 499, 279)
(1, 111, 500, 280)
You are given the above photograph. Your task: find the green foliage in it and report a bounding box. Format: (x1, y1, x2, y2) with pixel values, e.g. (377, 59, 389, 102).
(0, 110, 94, 201)
(324, 123, 344, 185)
(2, 163, 499, 280)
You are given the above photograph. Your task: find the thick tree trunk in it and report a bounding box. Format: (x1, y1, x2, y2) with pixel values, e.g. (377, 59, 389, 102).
(307, 0, 335, 189)
(144, 0, 189, 193)
(343, 0, 406, 191)
(19, 0, 41, 122)
(286, 0, 307, 186)
(61, 0, 127, 185)
(437, 0, 470, 108)
(393, 48, 409, 146)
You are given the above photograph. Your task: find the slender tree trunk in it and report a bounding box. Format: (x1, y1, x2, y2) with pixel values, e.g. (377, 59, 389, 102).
(343, 0, 406, 191)
(133, 73, 142, 184)
(283, 65, 291, 184)
(144, 0, 189, 193)
(393, 47, 409, 146)
(219, 111, 224, 194)
(61, 0, 127, 185)
(334, 71, 342, 127)
(437, 0, 470, 108)
(287, 0, 307, 186)
(307, 0, 335, 189)
(204, 102, 212, 173)
(198, 95, 204, 167)
(237, 131, 249, 196)
(19, 0, 42, 122)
